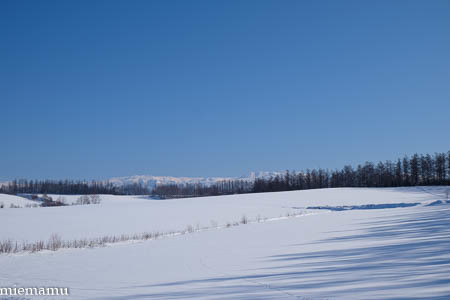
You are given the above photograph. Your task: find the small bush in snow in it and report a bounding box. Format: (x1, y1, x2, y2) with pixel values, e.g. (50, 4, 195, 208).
(76, 195, 90, 205)
(0, 202, 3, 208)
(40, 193, 66, 207)
(0, 239, 15, 253)
(42, 194, 53, 202)
(56, 196, 66, 205)
(240, 215, 248, 224)
(41, 198, 66, 207)
(186, 225, 194, 233)
(256, 214, 262, 222)
(76, 194, 101, 205)
(9, 203, 21, 208)
(89, 194, 101, 204)
(48, 234, 62, 251)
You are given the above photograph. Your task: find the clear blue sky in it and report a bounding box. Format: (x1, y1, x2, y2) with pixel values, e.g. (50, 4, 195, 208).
(1, 0, 449, 181)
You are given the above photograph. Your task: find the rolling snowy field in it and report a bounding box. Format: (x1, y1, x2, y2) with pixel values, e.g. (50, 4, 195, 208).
(0, 187, 449, 299)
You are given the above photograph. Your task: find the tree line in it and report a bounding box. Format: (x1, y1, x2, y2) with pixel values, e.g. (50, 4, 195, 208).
(1, 151, 448, 197)
(0, 179, 150, 195)
(153, 151, 450, 198)
(152, 180, 253, 198)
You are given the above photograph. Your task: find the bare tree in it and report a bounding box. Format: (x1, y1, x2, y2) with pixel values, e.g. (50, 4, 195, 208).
(56, 196, 66, 205)
(76, 195, 91, 205)
(89, 194, 101, 204)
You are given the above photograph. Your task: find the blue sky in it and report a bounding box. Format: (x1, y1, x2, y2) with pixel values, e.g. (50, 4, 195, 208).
(1, 0, 449, 180)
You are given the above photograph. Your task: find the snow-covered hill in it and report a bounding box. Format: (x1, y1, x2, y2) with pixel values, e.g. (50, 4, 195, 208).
(0, 186, 446, 243)
(107, 171, 281, 190)
(0, 194, 37, 208)
(1, 186, 449, 299)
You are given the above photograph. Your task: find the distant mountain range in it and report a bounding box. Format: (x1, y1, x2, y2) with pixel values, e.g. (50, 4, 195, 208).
(107, 171, 281, 191)
(0, 172, 282, 191)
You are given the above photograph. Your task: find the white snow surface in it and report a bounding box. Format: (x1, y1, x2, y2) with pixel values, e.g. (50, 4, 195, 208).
(0, 187, 443, 242)
(0, 186, 449, 299)
(0, 193, 36, 208)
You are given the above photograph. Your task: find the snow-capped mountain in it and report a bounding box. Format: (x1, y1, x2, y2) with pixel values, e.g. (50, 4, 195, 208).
(241, 171, 283, 181)
(107, 171, 282, 190)
(0, 172, 283, 191)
